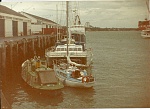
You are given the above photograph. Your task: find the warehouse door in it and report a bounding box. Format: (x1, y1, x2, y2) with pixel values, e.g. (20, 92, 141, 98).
(23, 22, 27, 36)
(0, 19, 5, 37)
(12, 21, 18, 36)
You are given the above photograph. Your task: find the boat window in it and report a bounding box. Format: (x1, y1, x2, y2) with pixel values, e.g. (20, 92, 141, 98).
(69, 48, 72, 51)
(78, 48, 82, 51)
(61, 48, 65, 51)
(57, 48, 61, 51)
(74, 48, 78, 51)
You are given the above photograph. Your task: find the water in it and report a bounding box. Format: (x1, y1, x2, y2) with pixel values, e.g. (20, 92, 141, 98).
(2, 31, 150, 108)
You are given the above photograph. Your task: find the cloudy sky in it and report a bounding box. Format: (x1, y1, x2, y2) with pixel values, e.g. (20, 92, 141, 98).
(0, 0, 147, 28)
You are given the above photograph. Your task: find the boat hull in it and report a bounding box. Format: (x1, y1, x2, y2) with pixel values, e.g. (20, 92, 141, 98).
(21, 77, 62, 96)
(141, 34, 150, 38)
(21, 59, 64, 94)
(141, 30, 150, 38)
(56, 74, 94, 88)
(21, 74, 63, 91)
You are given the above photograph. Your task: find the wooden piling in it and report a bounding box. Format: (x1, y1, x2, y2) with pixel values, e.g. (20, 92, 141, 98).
(0, 35, 55, 75)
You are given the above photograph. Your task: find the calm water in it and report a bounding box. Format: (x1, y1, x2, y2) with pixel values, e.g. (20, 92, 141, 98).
(2, 31, 150, 108)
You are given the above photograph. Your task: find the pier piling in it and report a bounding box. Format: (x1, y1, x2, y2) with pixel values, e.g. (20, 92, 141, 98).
(0, 35, 56, 76)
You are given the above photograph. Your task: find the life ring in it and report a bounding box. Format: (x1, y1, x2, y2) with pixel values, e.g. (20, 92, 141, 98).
(82, 76, 89, 83)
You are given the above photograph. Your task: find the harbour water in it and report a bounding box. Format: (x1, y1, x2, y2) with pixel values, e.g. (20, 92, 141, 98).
(1, 31, 150, 108)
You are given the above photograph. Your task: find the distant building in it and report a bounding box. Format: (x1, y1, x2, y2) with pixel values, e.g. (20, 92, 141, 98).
(20, 12, 59, 35)
(0, 5, 31, 37)
(138, 20, 150, 30)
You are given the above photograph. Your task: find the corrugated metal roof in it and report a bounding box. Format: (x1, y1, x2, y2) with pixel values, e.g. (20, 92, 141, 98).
(23, 12, 57, 24)
(0, 5, 27, 18)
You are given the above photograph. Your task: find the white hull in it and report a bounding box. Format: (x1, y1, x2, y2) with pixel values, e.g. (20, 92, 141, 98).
(54, 64, 94, 88)
(56, 75, 94, 88)
(141, 34, 150, 38)
(141, 30, 150, 38)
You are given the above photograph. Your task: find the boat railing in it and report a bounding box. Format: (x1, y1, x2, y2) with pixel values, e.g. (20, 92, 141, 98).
(45, 48, 93, 57)
(46, 51, 86, 57)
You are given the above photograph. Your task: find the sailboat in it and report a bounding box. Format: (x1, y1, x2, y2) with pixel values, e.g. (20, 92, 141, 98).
(53, 1, 95, 88)
(141, 0, 150, 38)
(45, 1, 93, 68)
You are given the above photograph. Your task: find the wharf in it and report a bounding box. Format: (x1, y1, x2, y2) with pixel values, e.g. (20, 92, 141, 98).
(0, 34, 56, 74)
(0, 35, 41, 44)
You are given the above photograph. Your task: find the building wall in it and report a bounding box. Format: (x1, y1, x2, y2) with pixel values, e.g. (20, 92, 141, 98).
(18, 20, 31, 36)
(27, 21, 31, 35)
(5, 19, 13, 37)
(20, 12, 59, 33)
(18, 20, 23, 36)
(0, 12, 31, 37)
(31, 24, 46, 34)
(5, 19, 31, 37)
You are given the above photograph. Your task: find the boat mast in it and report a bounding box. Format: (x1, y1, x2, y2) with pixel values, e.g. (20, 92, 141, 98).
(66, 1, 69, 57)
(56, 4, 58, 42)
(146, 0, 150, 28)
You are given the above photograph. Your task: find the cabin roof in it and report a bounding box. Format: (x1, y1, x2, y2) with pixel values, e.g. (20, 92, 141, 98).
(38, 70, 57, 84)
(56, 44, 82, 48)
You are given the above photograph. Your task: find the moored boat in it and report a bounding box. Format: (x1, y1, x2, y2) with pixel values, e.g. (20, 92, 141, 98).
(53, 58, 95, 88)
(140, 0, 150, 38)
(45, 2, 93, 68)
(141, 29, 150, 38)
(52, 1, 95, 88)
(21, 56, 64, 92)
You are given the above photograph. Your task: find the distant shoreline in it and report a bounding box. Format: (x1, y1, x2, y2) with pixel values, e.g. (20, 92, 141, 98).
(85, 28, 139, 31)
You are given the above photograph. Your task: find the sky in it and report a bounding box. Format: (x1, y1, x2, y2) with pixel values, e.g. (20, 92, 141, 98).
(0, 0, 147, 28)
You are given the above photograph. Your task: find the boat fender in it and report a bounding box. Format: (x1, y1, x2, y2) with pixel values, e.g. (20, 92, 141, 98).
(82, 76, 89, 83)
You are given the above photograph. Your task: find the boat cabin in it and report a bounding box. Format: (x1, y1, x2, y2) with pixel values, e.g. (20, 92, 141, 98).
(56, 64, 87, 80)
(70, 25, 85, 35)
(55, 44, 83, 52)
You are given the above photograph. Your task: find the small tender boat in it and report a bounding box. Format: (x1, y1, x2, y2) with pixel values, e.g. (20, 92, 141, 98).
(141, 29, 150, 38)
(21, 56, 64, 92)
(53, 57, 95, 88)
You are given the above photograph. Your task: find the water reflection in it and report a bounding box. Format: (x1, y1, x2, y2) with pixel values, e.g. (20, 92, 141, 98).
(2, 31, 150, 108)
(2, 65, 64, 108)
(21, 80, 64, 107)
(60, 87, 96, 108)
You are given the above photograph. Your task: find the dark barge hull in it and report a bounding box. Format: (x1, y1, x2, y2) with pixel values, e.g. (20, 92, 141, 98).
(21, 79, 62, 96)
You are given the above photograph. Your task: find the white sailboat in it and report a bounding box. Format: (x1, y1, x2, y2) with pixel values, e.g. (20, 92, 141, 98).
(53, 59, 95, 88)
(53, 1, 95, 88)
(141, 0, 150, 38)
